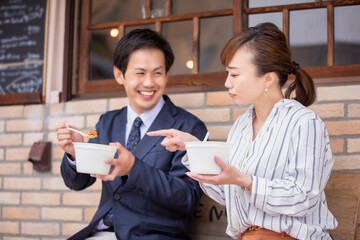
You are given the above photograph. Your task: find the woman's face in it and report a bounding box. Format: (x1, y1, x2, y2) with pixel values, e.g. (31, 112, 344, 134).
(224, 47, 265, 106)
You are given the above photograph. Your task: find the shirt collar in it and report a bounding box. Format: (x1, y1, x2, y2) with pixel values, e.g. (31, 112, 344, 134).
(127, 96, 166, 128)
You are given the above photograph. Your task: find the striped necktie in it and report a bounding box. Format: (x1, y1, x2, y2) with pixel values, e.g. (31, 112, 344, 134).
(126, 116, 143, 151)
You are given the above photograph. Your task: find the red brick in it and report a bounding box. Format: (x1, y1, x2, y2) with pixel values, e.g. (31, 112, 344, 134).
(0, 192, 20, 205)
(325, 121, 360, 136)
(188, 108, 230, 123)
(4, 177, 41, 190)
(348, 138, 360, 153)
(84, 208, 97, 221)
(42, 207, 82, 221)
(207, 91, 233, 106)
(21, 222, 60, 236)
(330, 139, 344, 153)
(309, 103, 344, 119)
(63, 192, 101, 206)
(348, 104, 360, 118)
(22, 192, 61, 206)
(62, 223, 88, 236)
(3, 207, 40, 220)
(333, 155, 360, 170)
(0, 221, 19, 234)
(0, 163, 21, 175)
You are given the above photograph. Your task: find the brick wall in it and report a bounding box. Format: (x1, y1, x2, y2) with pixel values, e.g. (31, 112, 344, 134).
(0, 85, 359, 239)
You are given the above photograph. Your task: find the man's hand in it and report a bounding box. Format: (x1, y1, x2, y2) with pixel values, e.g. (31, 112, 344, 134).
(56, 121, 84, 160)
(90, 142, 135, 181)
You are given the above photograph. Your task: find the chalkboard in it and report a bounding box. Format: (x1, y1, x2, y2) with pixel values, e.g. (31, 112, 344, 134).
(0, 0, 48, 98)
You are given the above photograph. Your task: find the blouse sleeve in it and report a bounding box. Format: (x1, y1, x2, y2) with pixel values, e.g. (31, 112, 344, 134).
(250, 118, 334, 217)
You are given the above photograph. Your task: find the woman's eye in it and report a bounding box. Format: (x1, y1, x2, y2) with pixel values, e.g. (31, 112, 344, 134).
(231, 74, 238, 77)
(136, 72, 144, 75)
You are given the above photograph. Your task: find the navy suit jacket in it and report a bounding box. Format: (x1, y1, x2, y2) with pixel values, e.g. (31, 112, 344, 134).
(61, 96, 207, 240)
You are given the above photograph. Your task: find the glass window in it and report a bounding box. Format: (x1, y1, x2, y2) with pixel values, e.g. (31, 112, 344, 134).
(89, 29, 118, 80)
(334, 5, 360, 65)
(162, 21, 193, 75)
(248, 12, 283, 30)
(199, 16, 233, 73)
(249, 0, 313, 8)
(171, 0, 232, 15)
(90, 0, 144, 24)
(151, 0, 165, 18)
(290, 8, 327, 67)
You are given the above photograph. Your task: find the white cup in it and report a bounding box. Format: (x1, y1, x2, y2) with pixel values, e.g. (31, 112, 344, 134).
(184, 141, 232, 174)
(73, 142, 117, 175)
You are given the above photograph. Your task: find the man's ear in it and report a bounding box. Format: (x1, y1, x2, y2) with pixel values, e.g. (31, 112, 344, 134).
(113, 66, 124, 85)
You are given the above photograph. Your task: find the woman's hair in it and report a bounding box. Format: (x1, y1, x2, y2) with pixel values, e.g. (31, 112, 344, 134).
(113, 28, 174, 75)
(220, 22, 315, 106)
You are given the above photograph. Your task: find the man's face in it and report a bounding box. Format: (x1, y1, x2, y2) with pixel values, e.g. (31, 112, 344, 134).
(114, 48, 168, 115)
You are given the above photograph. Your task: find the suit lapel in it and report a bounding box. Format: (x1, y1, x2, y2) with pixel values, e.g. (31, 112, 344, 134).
(110, 97, 177, 190)
(110, 108, 128, 190)
(132, 96, 177, 161)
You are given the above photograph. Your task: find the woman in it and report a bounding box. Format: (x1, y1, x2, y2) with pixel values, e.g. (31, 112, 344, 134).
(148, 22, 337, 239)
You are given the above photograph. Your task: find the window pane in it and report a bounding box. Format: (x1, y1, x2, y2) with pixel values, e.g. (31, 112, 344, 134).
(88, 29, 118, 81)
(162, 21, 193, 75)
(290, 9, 327, 67)
(151, 0, 165, 18)
(199, 16, 233, 73)
(90, 0, 144, 24)
(249, 0, 313, 8)
(248, 12, 283, 30)
(171, 0, 232, 15)
(334, 5, 360, 65)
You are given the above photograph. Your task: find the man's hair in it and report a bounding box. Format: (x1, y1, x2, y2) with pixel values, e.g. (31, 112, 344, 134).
(113, 29, 174, 75)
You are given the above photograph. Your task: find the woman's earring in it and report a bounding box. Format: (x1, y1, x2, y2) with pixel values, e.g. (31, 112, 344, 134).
(264, 88, 269, 96)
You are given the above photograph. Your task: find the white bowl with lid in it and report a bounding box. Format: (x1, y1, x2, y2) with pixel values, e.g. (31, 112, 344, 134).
(184, 141, 232, 174)
(73, 142, 117, 175)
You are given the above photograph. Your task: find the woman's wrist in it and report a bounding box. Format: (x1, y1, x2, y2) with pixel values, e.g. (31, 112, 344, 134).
(241, 175, 253, 191)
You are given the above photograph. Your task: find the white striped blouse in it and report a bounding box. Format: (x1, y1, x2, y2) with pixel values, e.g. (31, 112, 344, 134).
(183, 99, 337, 239)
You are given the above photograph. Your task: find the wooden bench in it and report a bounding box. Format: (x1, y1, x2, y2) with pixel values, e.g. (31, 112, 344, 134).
(188, 172, 360, 240)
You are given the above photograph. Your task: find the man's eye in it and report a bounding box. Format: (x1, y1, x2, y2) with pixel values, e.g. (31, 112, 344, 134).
(154, 72, 162, 75)
(136, 72, 144, 75)
(231, 74, 238, 77)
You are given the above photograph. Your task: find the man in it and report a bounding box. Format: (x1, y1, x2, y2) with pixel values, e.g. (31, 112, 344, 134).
(56, 29, 207, 240)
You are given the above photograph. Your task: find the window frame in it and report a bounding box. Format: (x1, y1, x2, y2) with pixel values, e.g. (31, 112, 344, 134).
(72, 0, 360, 100)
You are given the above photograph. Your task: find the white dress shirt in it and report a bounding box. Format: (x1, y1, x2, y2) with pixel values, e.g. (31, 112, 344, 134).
(182, 99, 337, 239)
(126, 96, 165, 146)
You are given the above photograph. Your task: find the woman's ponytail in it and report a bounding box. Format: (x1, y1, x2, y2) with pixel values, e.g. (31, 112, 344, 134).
(284, 61, 316, 107)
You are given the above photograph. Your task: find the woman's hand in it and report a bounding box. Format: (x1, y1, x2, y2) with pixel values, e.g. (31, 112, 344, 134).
(56, 121, 84, 160)
(186, 156, 252, 189)
(90, 142, 135, 181)
(147, 129, 199, 152)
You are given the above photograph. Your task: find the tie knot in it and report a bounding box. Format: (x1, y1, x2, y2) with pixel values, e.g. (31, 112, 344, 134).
(134, 116, 142, 127)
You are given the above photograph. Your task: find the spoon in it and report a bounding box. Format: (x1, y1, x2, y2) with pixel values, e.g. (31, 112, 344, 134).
(67, 127, 97, 138)
(203, 131, 209, 141)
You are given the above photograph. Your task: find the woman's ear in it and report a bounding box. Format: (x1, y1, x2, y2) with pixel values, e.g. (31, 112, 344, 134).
(113, 66, 124, 85)
(264, 72, 277, 88)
